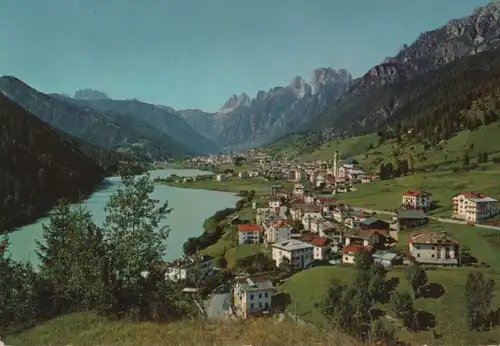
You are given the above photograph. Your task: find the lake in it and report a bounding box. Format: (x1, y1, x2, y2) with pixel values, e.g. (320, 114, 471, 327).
(6, 169, 240, 265)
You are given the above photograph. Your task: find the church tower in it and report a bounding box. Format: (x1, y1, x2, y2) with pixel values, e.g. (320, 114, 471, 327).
(333, 150, 338, 178)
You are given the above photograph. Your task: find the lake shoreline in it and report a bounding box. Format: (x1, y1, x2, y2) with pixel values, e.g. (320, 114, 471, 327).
(7, 169, 240, 264)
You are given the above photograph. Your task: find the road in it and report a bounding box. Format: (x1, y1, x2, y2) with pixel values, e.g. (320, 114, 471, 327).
(206, 293, 230, 319)
(352, 207, 500, 231)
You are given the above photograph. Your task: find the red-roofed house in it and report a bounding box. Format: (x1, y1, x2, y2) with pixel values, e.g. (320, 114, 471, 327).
(238, 224, 261, 245)
(452, 192, 498, 222)
(310, 236, 331, 260)
(402, 190, 431, 210)
(340, 243, 371, 264)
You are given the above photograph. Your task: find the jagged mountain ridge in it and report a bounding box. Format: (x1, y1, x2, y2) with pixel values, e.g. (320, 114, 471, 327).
(179, 67, 352, 150)
(313, 0, 500, 134)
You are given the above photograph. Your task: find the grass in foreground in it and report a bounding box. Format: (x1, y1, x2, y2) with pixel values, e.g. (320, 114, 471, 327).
(279, 265, 500, 345)
(5, 312, 361, 346)
(339, 165, 500, 216)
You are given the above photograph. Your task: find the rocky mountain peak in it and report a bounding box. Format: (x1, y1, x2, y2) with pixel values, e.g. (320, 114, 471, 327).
(311, 68, 352, 93)
(288, 76, 312, 99)
(219, 92, 251, 114)
(73, 89, 109, 101)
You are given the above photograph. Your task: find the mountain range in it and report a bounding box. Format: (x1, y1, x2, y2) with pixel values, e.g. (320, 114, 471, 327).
(3, 1, 500, 158)
(0, 77, 219, 160)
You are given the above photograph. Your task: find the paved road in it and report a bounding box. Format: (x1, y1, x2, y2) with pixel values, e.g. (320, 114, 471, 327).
(206, 293, 230, 319)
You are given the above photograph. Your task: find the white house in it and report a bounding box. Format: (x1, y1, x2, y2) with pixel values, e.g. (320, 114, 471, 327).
(409, 231, 458, 266)
(216, 174, 227, 182)
(268, 198, 281, 208)
(233, 276, 275, 319)
(156, 254, 215, 283)
(238, 224, 261, 245)
(271, 239, 313, 269)
(452, 192, 498, 222)
(310, 236, 331, 260)
(264, 220, 292, 245)
(402, 190, 432, 210)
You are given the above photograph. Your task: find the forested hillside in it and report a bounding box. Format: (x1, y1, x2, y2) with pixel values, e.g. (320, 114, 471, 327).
(0, 77, 194, 160)
(0, 94, 103, 233)
(313, 46, 500, 143)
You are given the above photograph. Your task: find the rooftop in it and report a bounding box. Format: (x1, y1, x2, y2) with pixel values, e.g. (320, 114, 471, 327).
(403, 189, 430, 197)
(272, 239, 313, 251)
(398, 209, 427, 219)
(238, 224, 261, 232)
(409, 231, 457, 245)
(236, 276, 275, 292)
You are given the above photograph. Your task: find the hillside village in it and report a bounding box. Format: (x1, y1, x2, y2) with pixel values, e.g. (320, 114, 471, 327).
(160, 149, 500, 329)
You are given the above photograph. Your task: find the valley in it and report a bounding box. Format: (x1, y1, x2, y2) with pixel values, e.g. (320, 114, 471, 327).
(5, 1, 500, 345)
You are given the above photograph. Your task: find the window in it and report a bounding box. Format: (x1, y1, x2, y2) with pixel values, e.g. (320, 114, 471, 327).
(259, 302, 262, 308)
(417, 254, 420, 257)
(431, 254, 435, 258)
(264, 293, 268, 298)
(259, 293, 262, 298)
(250, 294, 254, 300)
(250, 303, 254, 309)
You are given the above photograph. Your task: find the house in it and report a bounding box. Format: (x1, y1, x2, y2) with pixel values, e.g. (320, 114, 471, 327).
(294, 169, 305, 182)
(452, 192, 499, 222)
(304, 195, 316, 204)
(360, 217, 390, 231)
(160, 254, 215, 283)
(310, 236, 331, 260)
(293, 183, 305, 196)
(238, 224, 261, 245)
(344, 228, 388, 248)
(268, 198, 281, 208)
(341, 243, 372, 264)
(395, 209, 428, 229)
(409, 231, 459, 266)
(230, 215, 251, 225)
(264, 220, 292, 245)
(238, 171, 248, 178)
(270, 184, 284, 197)
(333, 205, 353, 223)
(372, 251, 401, 268)
(233, 276, 275, 319)
(271, 239, 314, 269)
(402, 190, 432, 210)
(216, 174, 227, 182)
(344, 214, 368, 228)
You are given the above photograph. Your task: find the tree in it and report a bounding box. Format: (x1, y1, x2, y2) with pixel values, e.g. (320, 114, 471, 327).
(391, 291, 415, 330)
(104, 170, 171, 289)
(36, 202, 108, 311)
(465, 271, 495, 330)
(354, 251, 374, 271)
(463, 152, 470, 166)
(405, 264, 428, 298)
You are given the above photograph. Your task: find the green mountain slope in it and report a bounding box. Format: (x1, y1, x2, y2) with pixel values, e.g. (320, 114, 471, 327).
(0, 76, 192, 160)
(0, 93, 103, 233)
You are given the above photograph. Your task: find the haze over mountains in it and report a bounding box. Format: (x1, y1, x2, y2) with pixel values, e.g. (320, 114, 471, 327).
(3, 1, 500, 160)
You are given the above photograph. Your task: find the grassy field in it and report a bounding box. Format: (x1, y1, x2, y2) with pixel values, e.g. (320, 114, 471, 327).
(160, 177, 292, 196)
(224, 243, 266, 269)
(339, 165, 500, 216)
(200, 205, 258, 260)
(279, 265, 500, 345)
(4, 312, 361, 346)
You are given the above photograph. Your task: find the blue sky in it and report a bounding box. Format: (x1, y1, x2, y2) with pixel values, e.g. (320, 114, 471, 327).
(0, 0, 490, 111)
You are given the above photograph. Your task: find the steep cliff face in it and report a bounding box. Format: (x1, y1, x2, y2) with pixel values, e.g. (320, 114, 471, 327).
(316, 1, 500, 134)
(179, 68, 352, 150)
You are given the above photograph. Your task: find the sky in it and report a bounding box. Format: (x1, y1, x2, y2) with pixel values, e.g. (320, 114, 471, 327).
(0, 0, 491, 112)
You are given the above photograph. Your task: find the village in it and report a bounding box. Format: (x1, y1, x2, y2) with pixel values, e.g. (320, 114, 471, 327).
(157, 149, 500, 324)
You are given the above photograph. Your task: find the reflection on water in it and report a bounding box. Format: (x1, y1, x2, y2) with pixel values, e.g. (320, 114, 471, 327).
(7, 169, 238, 266)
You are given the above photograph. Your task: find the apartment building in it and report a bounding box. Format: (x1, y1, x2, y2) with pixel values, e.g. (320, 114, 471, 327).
(263, 220, 292, 245)
(402, 190, 432, 210)
(159, 254, 215, 283)
(452, 192, 498, 222)
(233, 276, 275, 319)
(271, 239, 313, 269)
(409, 231, 459, 266)
(238, 224, 261, 245)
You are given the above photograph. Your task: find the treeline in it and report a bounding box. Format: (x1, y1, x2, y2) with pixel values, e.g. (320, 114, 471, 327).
(183, 190, 256, 256)
(0, 94, 103, 234)
(0, 170, 195, 337)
